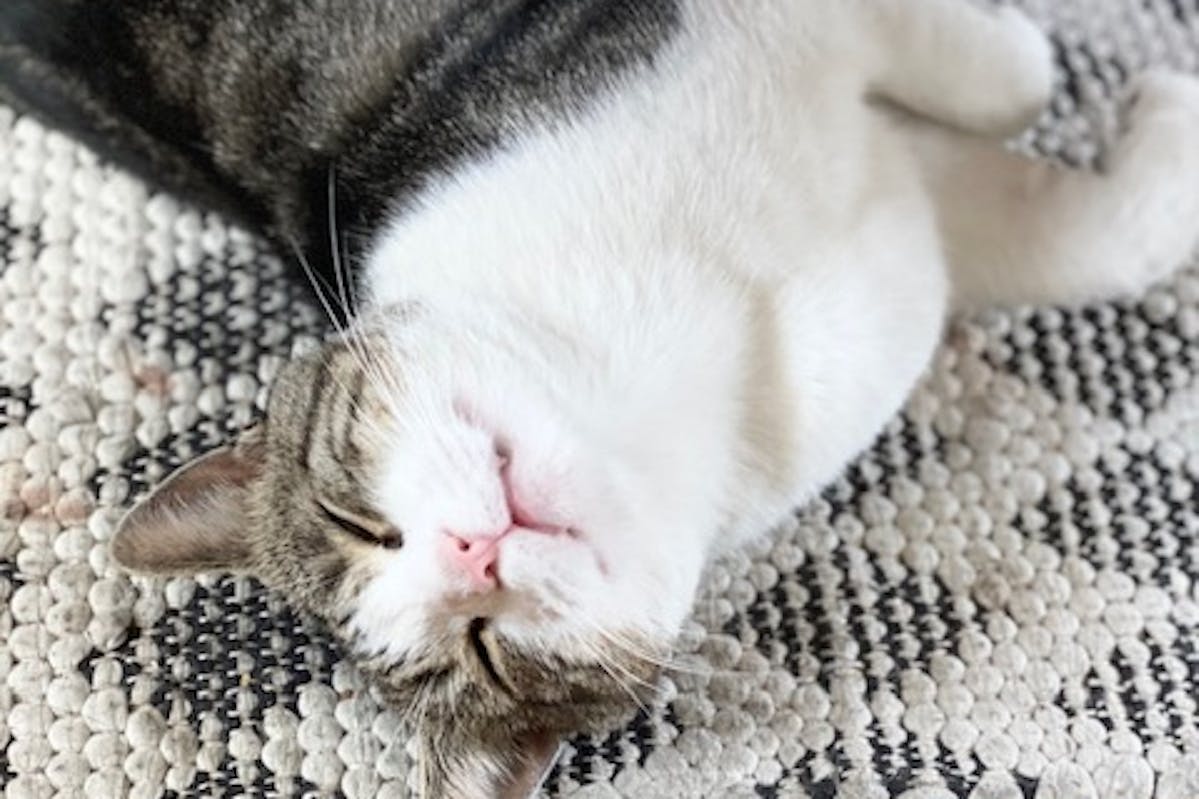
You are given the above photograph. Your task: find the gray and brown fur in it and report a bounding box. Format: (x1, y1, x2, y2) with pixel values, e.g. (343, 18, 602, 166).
(0, 0, 679, 305)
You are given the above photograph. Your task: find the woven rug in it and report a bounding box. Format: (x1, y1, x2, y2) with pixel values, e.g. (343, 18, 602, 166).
(4, 1, 1199, 797)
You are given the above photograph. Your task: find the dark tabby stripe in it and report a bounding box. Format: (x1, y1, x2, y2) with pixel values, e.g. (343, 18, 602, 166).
(0, 0, 681, 308)
(299, 345, 379, 489)
(338, 368, 368, 468)
(296, 349, 337, 471)
(308, 358, 354, 475)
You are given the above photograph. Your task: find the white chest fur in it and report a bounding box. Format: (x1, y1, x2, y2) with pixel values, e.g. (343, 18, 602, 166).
(365, 2, 951, 553)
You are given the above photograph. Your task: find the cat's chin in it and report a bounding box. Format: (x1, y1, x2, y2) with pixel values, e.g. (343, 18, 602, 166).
(436, 583, 567, 625)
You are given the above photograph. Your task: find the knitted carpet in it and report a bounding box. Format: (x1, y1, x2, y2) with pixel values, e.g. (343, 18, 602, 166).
(3, 1, 1199, 797)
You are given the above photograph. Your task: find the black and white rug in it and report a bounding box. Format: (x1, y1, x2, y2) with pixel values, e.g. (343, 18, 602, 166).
(3, 1, 1199, 796)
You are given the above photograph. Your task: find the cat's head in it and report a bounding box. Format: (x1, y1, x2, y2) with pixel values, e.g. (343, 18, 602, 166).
(111, 315, 709, 797)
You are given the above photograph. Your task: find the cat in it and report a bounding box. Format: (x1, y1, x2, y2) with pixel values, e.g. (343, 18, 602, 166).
(5, 1, 1199, 797)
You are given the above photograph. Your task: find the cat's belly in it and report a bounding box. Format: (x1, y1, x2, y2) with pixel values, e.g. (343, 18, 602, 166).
(726, 154, 949, 543)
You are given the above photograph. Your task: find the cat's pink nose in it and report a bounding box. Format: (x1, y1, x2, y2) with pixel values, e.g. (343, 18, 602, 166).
(442, 532, 503, 590)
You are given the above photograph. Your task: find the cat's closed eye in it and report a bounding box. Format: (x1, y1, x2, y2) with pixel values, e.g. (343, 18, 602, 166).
(317, 497, 403, 549)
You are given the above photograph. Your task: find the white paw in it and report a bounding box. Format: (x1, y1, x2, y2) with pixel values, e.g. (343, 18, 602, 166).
(990, 7, 1055, 135)
(1106, 70, 1199, 290)
(1116, 70, 1199, 179)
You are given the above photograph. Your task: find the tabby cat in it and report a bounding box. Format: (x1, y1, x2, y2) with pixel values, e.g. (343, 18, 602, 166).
(4, 1, 1199, 796)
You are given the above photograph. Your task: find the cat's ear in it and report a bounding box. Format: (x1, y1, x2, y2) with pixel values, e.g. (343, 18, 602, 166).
(416, 728, 562, 799)
(111, 430, 266, 576)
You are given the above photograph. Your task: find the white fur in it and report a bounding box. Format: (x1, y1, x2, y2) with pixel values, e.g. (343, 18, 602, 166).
(347, 1, 1199, 664)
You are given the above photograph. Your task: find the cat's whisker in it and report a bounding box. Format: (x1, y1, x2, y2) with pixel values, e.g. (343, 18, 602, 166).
(602, 635, 699, 676)
(551, 599, 663, 662)
(572, 634, 650, 713)
(326, 164, 357, 325)
(593, 652, 660, 700)
(565, 604, 736, 680)
(288, 237, 362, 360)
(611, 637, 743, 680)
(344, 327, 404, 433)
(287, 237, 397, 435)
(576, 616, 710, 678)
(346, 320, 408, 434)
(323, 166, 405, 408)
(534, 574, 694, 677)
(571, 629, 660, 695)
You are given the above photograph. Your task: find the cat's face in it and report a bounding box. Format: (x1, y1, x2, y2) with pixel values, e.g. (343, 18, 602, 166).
(111, 314, 707, 797)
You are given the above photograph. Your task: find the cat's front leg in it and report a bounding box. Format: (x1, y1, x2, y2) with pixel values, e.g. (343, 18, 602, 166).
(914, 70, 1199, 309)
(861, 0, 1053, 139)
